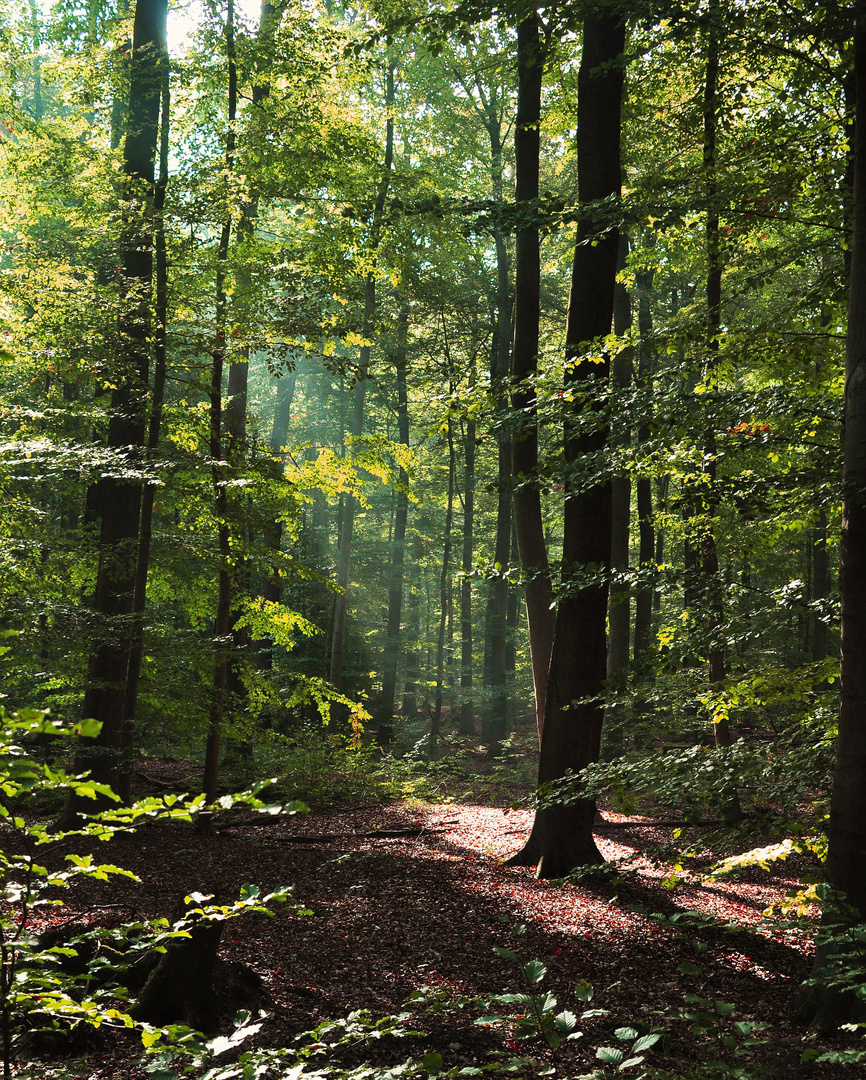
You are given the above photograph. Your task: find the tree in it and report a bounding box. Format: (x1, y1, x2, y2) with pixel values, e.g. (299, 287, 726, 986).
(508, 11, 625, 877)
(68, 0, 168, 814)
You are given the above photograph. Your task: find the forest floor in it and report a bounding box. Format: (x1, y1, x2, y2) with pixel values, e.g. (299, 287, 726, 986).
(19, 770, 860, 1079)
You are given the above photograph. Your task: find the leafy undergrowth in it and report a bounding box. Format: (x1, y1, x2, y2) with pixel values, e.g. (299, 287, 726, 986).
(12, 786, 861, 1080)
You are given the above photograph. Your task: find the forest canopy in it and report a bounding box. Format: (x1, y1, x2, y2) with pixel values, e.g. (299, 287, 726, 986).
(1, 0, 866, 1074)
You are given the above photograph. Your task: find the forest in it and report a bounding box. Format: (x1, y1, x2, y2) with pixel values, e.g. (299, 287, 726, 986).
(2, 0, 866, 1076)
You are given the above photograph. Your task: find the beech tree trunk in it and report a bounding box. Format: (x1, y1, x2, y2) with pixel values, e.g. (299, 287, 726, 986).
(69, 0, 167, 818)
(378, 308, 410, 743)
(799, 18, 866, 1030)
(633, 257, 655, 666)
(507, 15, 625, 877)
(510, 13, 555, 744)
(459, 396, 476, 736)
(329, 60, 394, 700)
(606, 234, 633, 756)
(431, 414, 455, 758)
(201, 0, 237, 818)
(118, 65, 170, 803)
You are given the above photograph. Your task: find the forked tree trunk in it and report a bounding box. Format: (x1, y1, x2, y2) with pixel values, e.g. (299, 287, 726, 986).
(510, 13, 555, 744)
(66, 0, 167, 823)
(799, 19, 866, 1031)
(507, 15, 625, 877)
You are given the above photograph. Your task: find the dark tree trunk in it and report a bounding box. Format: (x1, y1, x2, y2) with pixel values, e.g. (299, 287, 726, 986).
(510, 14, 555, 744)
(799, 20, 866, 1030)
(633, 257, 655, 666)
(606, 234, 633, 756)
(200, 0, 237, 820)
(378, 308, 410, 744)
(130, 895, 224, 1032)
(329, 61, 394, 701)
(459, 396, 476, 736)
(812, 508, 830, 667)
(702, 1, 741, 825)
(431, 415, 456, 758)
(507, 15, 625, 877)
(68, 0, 167, 820)
(257, 367, 298, 673)
(118, 64, 170, 803)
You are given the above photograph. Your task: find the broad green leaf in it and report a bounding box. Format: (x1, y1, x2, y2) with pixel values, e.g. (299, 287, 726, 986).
(522, 959, 547, 985)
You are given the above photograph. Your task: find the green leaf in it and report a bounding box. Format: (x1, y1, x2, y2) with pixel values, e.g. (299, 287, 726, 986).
(597, 1046, 624, 1065)
(422, 1051, 443, 1073)
(615, 1026, 639, 1040)
(618, 1056, 646, 1070)
(522, 960, 547, 985)
(678, 961, 701, 976)
(493, 947, 519, 962)
(574, 979, 594, 1002)
(632, 1033, 661, 1053)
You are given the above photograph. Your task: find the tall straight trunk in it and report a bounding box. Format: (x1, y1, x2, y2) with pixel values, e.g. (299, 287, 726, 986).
(118, 63, 170, 803)
(480, 87, 511, 743)
(633, 257, 656, 664)
(799, 20, 866, 1029)
(508, 15, 625, 877)
(606, 235, 633, 756)
(459, 390, 476, 736)
(511, 13, 555, 743)
(431, 416, 455, 758)
(69, 0, 167, 817)
(378, 307, 410, 743)
(201, 0, 237, 814)
(812, 508, 829, 666)
(329, 60, 395, 697)
(702, 1, 741, 824)
(258, 367, 298, 672)
(222, 0, 286, 746)
(702, 2, 736, 743)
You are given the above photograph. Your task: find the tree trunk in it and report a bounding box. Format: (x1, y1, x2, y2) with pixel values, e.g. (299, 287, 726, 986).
(799, 19, 866, 1030)
(459, 395, 476, 736)
(118, 63, 170, 803)
(633, 256, 655, 667)
(378, 307, 410, 744)
(329, 60, 395, 702)
(510, 13, 555, 744)
(67, 0, 167, 821)
(702, 1, 741, 823)
(200, 0, 237, 821)
(431, 415, 455, 758)
(606, 234, 633, 757)
(507, 15, 625, 877)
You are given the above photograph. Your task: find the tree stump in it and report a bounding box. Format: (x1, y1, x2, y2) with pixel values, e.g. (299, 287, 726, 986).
(130, 894, 224, 1032)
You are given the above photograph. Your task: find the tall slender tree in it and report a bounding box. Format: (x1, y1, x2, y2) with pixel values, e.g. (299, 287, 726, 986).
(508, 12, 625, 876)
